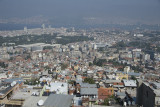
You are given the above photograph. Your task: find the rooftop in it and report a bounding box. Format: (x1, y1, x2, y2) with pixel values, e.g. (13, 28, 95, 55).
(80, 83, 97, 88)
(45, 82, 68, 94)
(43, 94, 74, 107)
(81, 87, 98, 95)
(23, 96, 48, 107)
(123, 79, 137, 87)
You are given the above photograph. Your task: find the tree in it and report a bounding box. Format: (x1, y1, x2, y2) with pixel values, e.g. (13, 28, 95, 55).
(103, 95, 116, 106)
(93, 58, 107, 66)
(89, 62, 93, 66)
(43, 46, 53, 50)
(61, 63, 68, 70)
(131, 65, 142, 72)
(114, 41, 127, 48)
(0, 62, 8, 68)
(96, 59, 106, 66)
(122, 77, 126, 79)
(84, 78, 95, 84)
(103, 98, 109, 105)
(24, 78, 40, 85)
(131, 75, 137, 80)
(68, 80, 75, 85)
(26, 54, 31, 60)
(44, 66, 50, 70)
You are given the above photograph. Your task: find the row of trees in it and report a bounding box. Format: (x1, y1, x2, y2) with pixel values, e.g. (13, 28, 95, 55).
(93, 57, 107, 66)
(0, 34, 93, 46)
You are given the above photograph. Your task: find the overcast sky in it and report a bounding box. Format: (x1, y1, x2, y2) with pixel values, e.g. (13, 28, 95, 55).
(0, 0, 160, 24)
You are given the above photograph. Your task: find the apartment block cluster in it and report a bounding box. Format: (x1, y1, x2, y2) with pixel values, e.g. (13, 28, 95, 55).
(0, 27, 160, 107)
(0, 25, 79, 37)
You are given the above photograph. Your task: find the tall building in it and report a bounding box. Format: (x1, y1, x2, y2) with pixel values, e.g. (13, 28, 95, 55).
(24, 26, 27, 33)
(136, 81, 160, 107)
(42, 24, 45, 29)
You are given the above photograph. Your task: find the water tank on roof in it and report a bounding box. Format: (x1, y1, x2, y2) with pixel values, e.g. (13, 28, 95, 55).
(11, 81, 16, 86)
(36, 92, 39, 96)
(32, 92, 36, 96)
(38, 100, 44, 106)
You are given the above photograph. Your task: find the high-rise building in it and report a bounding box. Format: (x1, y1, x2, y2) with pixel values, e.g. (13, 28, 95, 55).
(24, 26, 27, 33)
(42, 24, 45, 29)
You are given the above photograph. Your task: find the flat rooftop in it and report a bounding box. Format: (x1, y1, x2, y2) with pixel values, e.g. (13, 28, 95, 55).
(23, 96, 48, 107)
(11, 89, 48, 107)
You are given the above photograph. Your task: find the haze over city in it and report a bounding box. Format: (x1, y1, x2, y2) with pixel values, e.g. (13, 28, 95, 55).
(0, 0, 160, 107)
(0, 0, 160, 26)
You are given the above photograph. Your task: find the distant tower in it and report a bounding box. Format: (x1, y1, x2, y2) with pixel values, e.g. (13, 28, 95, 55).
(48, 25, 51, 29)
(72, 27, 75, 32)
(24, 26, 27, 33)
(42, 24, 45, 29)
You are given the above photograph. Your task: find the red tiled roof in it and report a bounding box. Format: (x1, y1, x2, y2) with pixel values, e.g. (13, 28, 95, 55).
(65, 76, 70, 80)
(113, 82, 124, 85)
(33, 71, 39, 74)
(98, 87, 113, 100)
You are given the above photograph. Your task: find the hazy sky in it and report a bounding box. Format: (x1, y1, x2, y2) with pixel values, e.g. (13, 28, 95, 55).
(0, 0, 160, 24)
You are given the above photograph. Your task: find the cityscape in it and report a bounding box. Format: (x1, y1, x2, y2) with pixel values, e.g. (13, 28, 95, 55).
(0, 0, 160, 107)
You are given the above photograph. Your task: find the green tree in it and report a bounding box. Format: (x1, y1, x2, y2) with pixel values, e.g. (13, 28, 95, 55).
(68, 80, 75, 85)
(89, 62, 93, 66)
(122, 77, 126, 79)
(44, 66, 50, 70)
(96, 59, 105, 66)
(131, 75, 137, 80)
(43, 46, 53, 50)
(84, 78, 95, 84)
(103, 95, 116, 106)
(61, 63, 68, 70)
(103, 98, 109, 105)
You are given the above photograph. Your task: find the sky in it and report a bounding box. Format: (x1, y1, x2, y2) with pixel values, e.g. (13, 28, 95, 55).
(0, 0, 160, 25)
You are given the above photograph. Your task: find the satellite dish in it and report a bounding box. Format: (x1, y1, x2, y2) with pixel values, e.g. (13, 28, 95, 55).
(38, 100, 44, 106)
(32, 92, 36, 96)
(36, 92, 39, 96)
(13, 81, 17, 85)
(11, 83, 14, 87)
